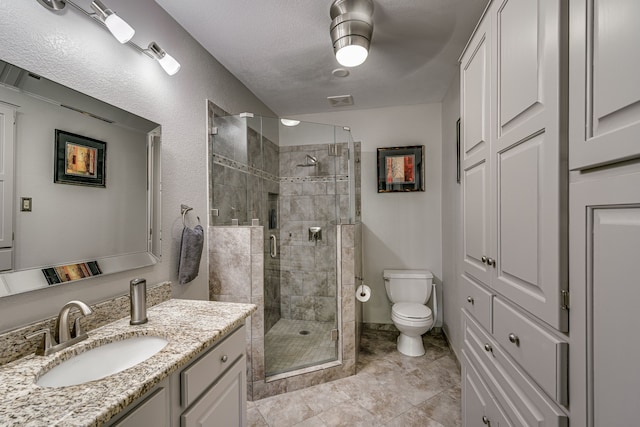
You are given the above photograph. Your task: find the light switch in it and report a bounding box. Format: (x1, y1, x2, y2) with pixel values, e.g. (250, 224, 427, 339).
(21, 197, 32, 212)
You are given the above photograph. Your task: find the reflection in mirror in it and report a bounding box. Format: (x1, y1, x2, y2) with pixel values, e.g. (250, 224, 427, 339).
(0, 60, 161, 297)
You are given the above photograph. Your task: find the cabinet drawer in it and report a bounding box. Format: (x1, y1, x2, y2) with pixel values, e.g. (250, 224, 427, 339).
(113, 386, 170, 427)
(464, 312, 568, 425)
(493, 298, 568, 404)
(181, 325, 245, 407)
(461, 273, 493, 332)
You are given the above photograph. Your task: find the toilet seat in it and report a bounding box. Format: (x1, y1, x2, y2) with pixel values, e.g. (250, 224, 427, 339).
(392, 303, 433, 322)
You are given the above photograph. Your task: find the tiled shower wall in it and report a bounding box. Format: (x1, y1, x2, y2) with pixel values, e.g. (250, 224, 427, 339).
(209, 224, 360, 401)
(278, 143, 350, 324)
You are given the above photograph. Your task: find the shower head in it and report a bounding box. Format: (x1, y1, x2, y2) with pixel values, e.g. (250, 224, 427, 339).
(297, 154, 318, 167)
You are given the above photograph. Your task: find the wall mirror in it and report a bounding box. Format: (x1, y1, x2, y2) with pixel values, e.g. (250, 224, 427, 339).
(0, 60, 161, 297)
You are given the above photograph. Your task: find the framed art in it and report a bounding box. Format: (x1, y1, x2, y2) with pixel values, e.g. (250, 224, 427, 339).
(54, 129, 106, 187)
(377, 145, 425, 193)
(456, 118, 461, 183)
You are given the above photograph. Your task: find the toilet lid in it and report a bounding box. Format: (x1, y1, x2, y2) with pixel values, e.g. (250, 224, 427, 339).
(393, 303, 432, 320)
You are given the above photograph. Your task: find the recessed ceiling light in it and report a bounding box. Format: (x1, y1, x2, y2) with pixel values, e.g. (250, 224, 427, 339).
(280, 118, 301, 127)
(332, 68, 350, 78)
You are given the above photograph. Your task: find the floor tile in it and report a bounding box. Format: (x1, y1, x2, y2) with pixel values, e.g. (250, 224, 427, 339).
(252, 329, 461, 427)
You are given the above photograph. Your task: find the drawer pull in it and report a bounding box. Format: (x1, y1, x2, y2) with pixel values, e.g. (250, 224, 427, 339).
(487, 257, 496, 267)
(221, 355, 228, 363)
(484, 343, 493, 353)
(481, 256, 487, 264)
(482, 415, 491, 425)
(508, 333, 520, 346)
(466, 296, 474, 304)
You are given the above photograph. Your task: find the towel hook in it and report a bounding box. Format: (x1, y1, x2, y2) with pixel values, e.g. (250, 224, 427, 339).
(181, 204, 200, 227)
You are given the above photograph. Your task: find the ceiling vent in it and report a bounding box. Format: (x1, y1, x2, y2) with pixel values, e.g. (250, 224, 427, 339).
(327, 94, 354, 107)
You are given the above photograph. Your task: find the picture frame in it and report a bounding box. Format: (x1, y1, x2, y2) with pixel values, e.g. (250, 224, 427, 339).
(377, 145, 425, 193)
(456, 118, 461, 183)
(54, 129, 106, 187)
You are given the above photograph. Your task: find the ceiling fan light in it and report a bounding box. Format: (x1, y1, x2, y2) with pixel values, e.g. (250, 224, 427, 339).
(280, 119, 301, 127)
(336, 44, 368, 67)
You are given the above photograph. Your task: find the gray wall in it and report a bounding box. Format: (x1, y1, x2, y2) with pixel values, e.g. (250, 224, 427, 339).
(0, 0, 274, 332)
(440, 70, 462, 358)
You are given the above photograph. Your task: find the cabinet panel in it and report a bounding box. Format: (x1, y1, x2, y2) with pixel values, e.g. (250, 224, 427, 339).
(463, 351, 512, 427)
(570, 167, 640, 427)
(181, 325, 244, 407)
(181, 356, 246, 427)
(461, 17, 491, 164)
(463, 161, 491, 285)
(493, 131, 567, 331)
(464, 312, 569, 423)
(497, 0, 541, 129)
(461, 274, 493, 332)
(591, 207, 640, 426)
(570, 0, 640, 169)
(113, 386, 170, 427)
(493, 298, 567, 403)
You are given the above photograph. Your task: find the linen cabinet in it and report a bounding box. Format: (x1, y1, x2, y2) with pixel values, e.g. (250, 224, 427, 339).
(569, 1, 640, 426)
(460, 0, 569, 425)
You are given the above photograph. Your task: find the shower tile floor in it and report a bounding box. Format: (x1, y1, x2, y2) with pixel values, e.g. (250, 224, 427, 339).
(250, 329, 461, 427)
(265, 319, 337, 375)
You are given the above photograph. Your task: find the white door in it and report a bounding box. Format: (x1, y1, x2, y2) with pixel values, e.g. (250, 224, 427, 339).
(570, 0, 640, 169)
(490, 0, 568, 332)
(0, 104, 15, 271)
(461, 14, 492, 287)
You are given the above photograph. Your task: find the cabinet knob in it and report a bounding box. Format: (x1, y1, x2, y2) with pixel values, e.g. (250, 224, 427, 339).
(508, 333, 520, 346)
(221, 355, 228, 363)
(482, 415, 491, 425)
(466, 296, 474, 304)
(481, 256, 487, 264)
(484, 343, 493, 353)
(487, 257, 496, 267)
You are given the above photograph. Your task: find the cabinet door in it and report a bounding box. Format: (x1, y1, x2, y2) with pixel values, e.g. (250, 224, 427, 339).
(181, 356, 246, 427)
(490, 0, 568, 332)
(463, 353, 512, 427)
(570, 169, 640, 427)
(112, 386, 170, 427)
(570, 0, 640, 169)
(461, 13, 492, 286)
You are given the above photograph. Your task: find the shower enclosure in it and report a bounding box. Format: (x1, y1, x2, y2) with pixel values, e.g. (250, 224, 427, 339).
(208, 110, 361, 399)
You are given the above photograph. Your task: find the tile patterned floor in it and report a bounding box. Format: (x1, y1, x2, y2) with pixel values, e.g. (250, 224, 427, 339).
(250, 329, 462, 427)
(265, 319, 338, 376)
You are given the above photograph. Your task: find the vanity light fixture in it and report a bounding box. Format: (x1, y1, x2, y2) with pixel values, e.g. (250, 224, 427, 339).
(90, 0, 135, 44)
(329, 0, 374, 68)
(147, 42, 181, 76)
(35, 0, 181, 76)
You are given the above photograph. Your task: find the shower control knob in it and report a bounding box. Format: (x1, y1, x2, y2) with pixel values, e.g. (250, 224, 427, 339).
(466, 296, 474, 304)
(221, 355, 228, 363)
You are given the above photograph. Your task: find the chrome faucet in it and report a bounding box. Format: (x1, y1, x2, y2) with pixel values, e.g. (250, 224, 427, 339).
(25, 300, 93, 356)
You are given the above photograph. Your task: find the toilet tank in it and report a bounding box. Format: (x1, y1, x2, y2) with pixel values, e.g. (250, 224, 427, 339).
(383, 269, 433, 304)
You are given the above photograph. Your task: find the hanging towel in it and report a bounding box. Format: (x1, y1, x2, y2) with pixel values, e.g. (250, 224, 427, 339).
(178, 224, 204, 285)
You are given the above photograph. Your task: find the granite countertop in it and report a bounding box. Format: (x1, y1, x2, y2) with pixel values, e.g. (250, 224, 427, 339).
(0, 299, 256, 426)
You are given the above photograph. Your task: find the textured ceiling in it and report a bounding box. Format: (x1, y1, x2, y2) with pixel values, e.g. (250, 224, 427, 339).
(155, 0, 487, 116)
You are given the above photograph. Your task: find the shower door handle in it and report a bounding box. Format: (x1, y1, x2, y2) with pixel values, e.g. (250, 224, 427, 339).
(270, 234, 277, 258)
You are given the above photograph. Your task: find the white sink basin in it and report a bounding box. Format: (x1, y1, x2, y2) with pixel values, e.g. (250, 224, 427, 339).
(36, 336, 168, 388)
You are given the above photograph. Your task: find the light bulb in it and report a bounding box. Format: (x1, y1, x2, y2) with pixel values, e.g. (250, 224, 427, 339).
(336, 44, 368, 67)
(104, 13, 135, 44)
(158, 53, 181, 76)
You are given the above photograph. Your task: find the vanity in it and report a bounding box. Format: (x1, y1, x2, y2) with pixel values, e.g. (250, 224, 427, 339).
(0, 299, 256, 426)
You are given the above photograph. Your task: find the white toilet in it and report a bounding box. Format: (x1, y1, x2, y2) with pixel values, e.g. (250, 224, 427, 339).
(383, 269, 436, 357)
